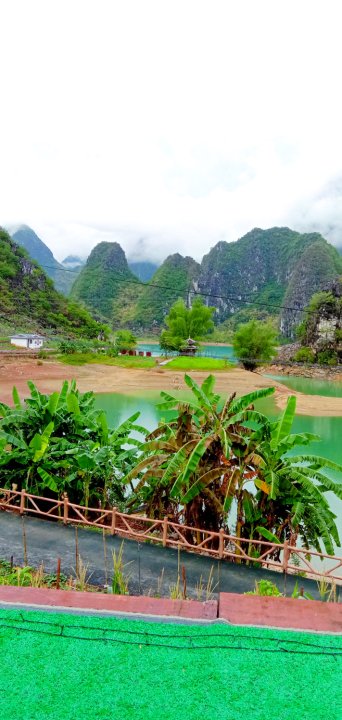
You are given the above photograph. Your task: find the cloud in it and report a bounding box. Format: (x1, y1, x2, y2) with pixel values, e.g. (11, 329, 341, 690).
(2, 0, 342, 260)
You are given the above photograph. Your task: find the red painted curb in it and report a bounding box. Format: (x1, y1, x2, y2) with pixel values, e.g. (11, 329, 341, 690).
(0, 586, 218, 620)
(1, 587, 341, 632)
(219, 592, 342, 633)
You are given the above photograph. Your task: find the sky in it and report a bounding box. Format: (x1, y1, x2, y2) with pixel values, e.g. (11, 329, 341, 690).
(1, 0, 342, 262)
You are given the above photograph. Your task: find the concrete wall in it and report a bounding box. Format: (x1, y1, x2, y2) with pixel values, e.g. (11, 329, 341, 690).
(10, 338, 43, 349)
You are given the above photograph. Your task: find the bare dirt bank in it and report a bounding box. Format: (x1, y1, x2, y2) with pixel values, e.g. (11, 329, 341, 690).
(0, 357, 342, 416)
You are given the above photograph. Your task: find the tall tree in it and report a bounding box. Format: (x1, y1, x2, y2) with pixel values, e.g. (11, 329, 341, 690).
(233, 319, 277, 370)
(160, 297, 215, 352)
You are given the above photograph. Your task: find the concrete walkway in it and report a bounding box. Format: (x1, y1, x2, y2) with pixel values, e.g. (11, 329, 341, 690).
(0, 512, 330, 600)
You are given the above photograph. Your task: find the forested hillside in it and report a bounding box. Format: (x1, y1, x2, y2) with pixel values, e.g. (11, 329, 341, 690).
(198, 227, 342, 336)
(8, 225, 76, 295)
(0, 228, 103, 337)
(70, 242, 138, 320)
(130, 254, 200, 328)
(128, 260, 158, 282)
(21, 224, 342, 336)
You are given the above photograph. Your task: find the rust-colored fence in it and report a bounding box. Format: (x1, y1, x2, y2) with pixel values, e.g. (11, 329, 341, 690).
(1, 487, 341, 583)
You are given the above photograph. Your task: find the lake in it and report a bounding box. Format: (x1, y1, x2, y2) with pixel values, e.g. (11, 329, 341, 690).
(266, 374, 342, 398)
(137, 342, 236, 360)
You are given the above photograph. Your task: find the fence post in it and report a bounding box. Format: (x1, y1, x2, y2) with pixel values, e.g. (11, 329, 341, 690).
(111, 506, 117, 535)
(219, 528, 225, 559)
(283, 540, 289, 573)
(162, 516, 168, 547)
(20, 489, 26, 515)
(63, 493, 69, 525)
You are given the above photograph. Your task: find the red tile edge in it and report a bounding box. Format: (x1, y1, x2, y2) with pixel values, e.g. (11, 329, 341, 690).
(0, 586, 217, 620)
(219, 592, 342, 633)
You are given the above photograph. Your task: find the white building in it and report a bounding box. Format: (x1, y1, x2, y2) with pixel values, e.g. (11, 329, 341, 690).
(10, 334, 45, 349)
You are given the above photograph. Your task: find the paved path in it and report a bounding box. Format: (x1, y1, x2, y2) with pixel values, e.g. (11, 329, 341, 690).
(0, 512, 328, 600)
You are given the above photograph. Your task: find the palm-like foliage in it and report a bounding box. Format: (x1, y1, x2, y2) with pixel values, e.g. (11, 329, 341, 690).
(0, 381, 145, 508)
(126, 375, 342, 555)
(248, 395, 342, 554)
(125, 374, 274, 535)
(1, 375, 341, 557)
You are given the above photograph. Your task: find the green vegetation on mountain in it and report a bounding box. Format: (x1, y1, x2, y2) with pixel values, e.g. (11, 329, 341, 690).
(293, 279, 342, 364)
(281, 240, 342, 337)
(70, 242, 138, 321)
(61, 255, 85, 269)
(198, 227, 342, 336)
(128, 260, 158, 281)
(8, 225, 77, 295)
(34, 225, 342, 336)
(72, 246, 201, 330)
(124, 227, 342, 335)
(132, 253, 201, 329)
(0, 227, 103, 337)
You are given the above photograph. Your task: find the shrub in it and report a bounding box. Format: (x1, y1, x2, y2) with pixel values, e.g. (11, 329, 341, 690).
(245, 580, 283, 597)
(233, 320, 277, 371)
(317, 349, 338, 366)
(293, 347, 315, 363)
(38, 349, 49, 359)
(106, 346, 119, 357)
(58, 339, 94, 354)
(114, 330, 137, 352)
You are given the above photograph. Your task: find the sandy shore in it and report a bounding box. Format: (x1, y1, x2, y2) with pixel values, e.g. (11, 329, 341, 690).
(0, 357, 342, 416)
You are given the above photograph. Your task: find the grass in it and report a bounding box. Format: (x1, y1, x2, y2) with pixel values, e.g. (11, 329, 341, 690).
(57, 353, 156, 368)
(0, 559, 81, 591)
(57, 353, 234, 371)
(166, 356, 234, 371)
(0, 608, 341, 720)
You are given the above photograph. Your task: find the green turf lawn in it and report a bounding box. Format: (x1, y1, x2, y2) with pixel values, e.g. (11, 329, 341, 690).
(58, 353, 156, 368)
(165, 356, 234, 371)
(0, 609, 341, 720)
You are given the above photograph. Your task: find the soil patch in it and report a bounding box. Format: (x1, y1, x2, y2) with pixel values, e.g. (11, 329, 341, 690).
(1, 357, 342, 416)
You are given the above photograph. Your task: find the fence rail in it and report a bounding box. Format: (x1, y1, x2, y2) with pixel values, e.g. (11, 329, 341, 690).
(1, 487, 341, 583)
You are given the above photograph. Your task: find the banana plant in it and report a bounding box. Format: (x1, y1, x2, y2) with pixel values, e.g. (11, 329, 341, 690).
(125, 375, 274, 536)
(0, 381, 146, 508)
(126, 374, 342, 556)
(249, 395, 342, 554)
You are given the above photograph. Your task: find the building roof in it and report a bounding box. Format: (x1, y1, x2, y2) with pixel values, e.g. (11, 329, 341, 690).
(11, 334, 45, 339)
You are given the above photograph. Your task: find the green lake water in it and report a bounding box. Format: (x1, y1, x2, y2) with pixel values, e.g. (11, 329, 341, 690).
(266, 374, 342, 398)
(95, 387, 342, 551)
(137, 343, 235, 360)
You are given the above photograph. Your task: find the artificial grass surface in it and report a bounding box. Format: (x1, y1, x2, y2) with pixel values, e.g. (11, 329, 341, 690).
(0, 609, 341, 720)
